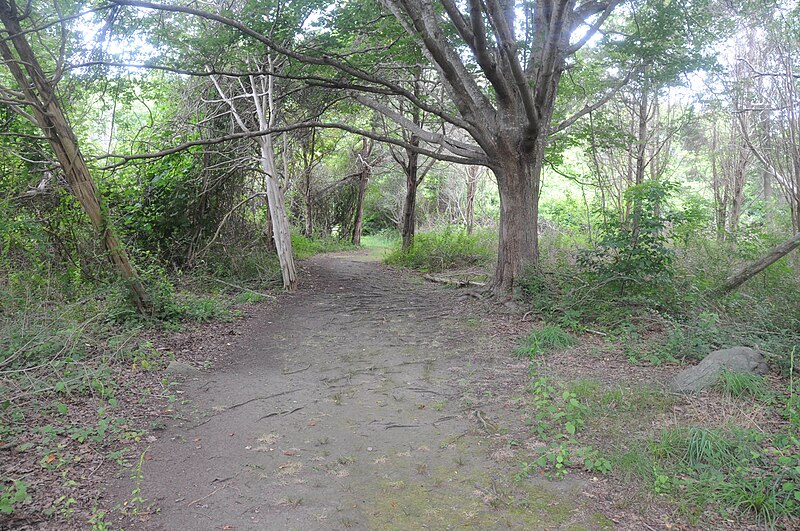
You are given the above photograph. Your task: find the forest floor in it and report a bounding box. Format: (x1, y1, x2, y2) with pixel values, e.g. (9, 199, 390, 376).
(102, 249, 636, 530)
(5, 249, 781, 530)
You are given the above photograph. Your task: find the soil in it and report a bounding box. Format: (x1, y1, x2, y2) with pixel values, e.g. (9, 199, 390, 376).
(101, 250, 628, 530)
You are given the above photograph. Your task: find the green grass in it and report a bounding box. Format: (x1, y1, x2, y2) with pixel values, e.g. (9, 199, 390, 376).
(716, 370, 772, 401)
(514, 325, 577, 359)
(292, 233, 357, 260)
(613, 426, 800, 526)
(361, 231, 399, 249)
(384, 226, 495, 272)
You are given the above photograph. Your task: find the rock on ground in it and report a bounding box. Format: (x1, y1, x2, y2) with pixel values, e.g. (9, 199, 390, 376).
(669, 347, 769, 393)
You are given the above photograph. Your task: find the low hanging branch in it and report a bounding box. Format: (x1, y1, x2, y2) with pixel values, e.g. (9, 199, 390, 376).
(720, 232, 800, 293)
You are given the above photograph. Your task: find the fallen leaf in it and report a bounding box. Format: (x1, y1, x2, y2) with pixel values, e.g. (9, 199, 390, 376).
(46, 453, 56, 464)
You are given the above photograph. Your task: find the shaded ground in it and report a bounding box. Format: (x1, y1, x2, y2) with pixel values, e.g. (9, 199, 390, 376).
(105, 251, 616, 530)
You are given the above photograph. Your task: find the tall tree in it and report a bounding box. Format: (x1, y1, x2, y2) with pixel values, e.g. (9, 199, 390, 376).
(0, 0, 150, 311)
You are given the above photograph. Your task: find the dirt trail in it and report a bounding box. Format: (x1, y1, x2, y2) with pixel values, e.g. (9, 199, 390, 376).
(109, 251, 606, 530)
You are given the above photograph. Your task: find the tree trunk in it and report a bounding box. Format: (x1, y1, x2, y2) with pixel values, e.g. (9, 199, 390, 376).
(0, 2, 150, 312)
(401, 173, 418, 251)
(490, 150, 539, 294)
(257, 136, 297, 290)
(720, 232, 800, 292)
(351, 167, 369, 245)
(351, 137, 373, 246)
(631, 72, 649, 243)
(303, 170, 314, 237)
(465, 166, 479, 235)
(400, 145, 420, 252)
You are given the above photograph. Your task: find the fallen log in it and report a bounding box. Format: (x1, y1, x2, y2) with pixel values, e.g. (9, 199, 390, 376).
(423, 274, 486, 288)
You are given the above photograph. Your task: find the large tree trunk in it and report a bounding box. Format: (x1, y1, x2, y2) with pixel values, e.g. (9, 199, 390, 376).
(720, 232, 800, 292)
(0, 2, 150, 312)
(257, 136, 297, 290)
(491, 148, 539, 294)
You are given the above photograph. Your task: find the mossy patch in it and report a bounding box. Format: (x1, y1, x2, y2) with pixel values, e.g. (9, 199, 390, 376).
(361, 467, 577, 529)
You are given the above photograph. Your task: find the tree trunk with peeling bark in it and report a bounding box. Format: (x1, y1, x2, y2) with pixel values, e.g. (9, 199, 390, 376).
(0, 0, 150, 312)
(207, 59, 297, 290)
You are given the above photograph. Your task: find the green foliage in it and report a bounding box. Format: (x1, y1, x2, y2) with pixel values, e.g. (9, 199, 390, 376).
(291, 233, 357, 260)
(513, 326, 577, 359)
(0, 480, 30, 515)
(659, 312, 724, 361)
(579, 181, 677, 298)
(384, 226, 494, 271)
(623, 426, 800, 526)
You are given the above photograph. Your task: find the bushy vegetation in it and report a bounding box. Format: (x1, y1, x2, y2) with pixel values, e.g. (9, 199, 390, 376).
(384, 226, 495, 272)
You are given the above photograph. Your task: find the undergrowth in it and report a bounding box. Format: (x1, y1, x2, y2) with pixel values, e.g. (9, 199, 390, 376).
(292, 233, 357, 260)
(384, 226, 495, 272)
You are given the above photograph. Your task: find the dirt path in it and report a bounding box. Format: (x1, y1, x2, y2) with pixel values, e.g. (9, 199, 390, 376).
(108, 251, 606, 530)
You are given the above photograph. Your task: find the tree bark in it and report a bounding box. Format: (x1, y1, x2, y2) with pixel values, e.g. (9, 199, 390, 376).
(303, 169, 314, 237)
(351, 137, 373, 246)
(720, 232, 800, 292)
(491, 148, 539, 294)
(465, 165, 479, 235)
(257, 136, 297, 290)
(401, 170, 419, 251)
(0, 1, 150, 312)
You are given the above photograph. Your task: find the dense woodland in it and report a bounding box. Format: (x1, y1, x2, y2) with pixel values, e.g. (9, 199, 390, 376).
(1, 0, 800, 528)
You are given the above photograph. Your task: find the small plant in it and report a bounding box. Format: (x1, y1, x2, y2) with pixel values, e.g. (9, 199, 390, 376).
(514, 325, 577, 359)
(0, 480, 30, 515)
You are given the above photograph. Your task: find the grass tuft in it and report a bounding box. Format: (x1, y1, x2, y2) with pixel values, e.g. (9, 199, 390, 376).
(514, 325, 577, 359)
(716, 370, 772, 401)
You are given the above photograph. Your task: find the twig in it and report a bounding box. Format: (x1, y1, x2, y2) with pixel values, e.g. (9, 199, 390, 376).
(384, 423, 420, 429)
(186, 484, 228, 507)
(423, 273, 486, 287)
(283, 363, 311, 375)
(211, 278, 277, 299)
(257, 406, 305, 421)
(227, 389, 299, 410)
(585, 329, 608, 337)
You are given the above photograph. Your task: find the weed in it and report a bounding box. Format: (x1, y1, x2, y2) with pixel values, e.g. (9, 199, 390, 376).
(292, 233, 356, 260)
(0, 480, 29, 515)
(513, 326, 577, 359)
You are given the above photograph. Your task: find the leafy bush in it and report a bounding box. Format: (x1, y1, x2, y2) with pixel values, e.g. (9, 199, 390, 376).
(384, 226, 494, 271)
(579, 181, 678, 298)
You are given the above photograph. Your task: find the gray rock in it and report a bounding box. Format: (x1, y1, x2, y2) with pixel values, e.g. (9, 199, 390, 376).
(669, 347, 769, 393)
(165, 360, 200, 379)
